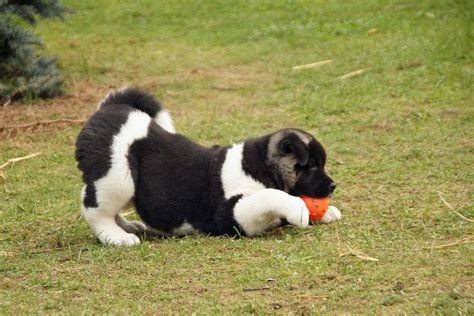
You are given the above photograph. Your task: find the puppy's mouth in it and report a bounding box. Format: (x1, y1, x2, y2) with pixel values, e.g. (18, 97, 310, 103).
(311, 187, 335, 199)
(302, 191, 332, 199)
(292, 182, 336, 198)
(318, 193, 333, 199)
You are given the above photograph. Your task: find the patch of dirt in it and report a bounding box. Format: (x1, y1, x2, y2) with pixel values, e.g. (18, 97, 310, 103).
(0, 64, 274, 138)
(373, 119, 395, 131)
(0, 81, 108, 128)
(1, 64, 270, 124)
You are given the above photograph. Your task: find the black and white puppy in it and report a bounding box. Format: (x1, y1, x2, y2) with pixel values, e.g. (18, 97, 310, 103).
(75, 88, 342, 245)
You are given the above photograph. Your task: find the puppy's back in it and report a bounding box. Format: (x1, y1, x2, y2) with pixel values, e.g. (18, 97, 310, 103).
(75, 88, 165, 183)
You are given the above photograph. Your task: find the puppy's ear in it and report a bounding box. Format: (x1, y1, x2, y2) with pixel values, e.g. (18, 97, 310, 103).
(278, 134, 309, 166)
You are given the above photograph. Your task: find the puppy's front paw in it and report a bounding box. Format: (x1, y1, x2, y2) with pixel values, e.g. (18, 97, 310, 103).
(286, 198, 310, 228)
(317, 206, 342, 224)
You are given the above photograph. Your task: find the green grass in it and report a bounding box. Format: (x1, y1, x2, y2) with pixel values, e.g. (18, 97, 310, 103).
(1, 0, 473, 314)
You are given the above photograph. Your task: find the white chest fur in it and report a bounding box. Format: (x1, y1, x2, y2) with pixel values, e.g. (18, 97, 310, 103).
(221, 143, 266, 199)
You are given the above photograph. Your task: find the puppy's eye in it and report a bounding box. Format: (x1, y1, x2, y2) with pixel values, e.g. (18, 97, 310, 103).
(309, 166, 318, 172)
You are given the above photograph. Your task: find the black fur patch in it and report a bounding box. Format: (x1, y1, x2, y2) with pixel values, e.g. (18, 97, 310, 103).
(242, 136, 280, 189)
(129, 125, 237, 235)
(214, 194, 244, 236)
(83, 183, 98, 208)
(100, 87, 163, 117)
(75, 104, 129, 183)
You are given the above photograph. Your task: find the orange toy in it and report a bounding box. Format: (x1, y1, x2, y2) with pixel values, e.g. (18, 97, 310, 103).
(300, 195, 330, 222)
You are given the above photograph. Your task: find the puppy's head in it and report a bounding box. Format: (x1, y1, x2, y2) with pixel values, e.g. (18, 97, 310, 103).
(267, 129, 336, 198)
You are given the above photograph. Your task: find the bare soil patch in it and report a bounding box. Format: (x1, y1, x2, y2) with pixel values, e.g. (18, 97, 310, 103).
(0, 81, 107, 130)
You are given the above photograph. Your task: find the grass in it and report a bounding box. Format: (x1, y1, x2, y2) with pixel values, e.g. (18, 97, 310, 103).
(1, 0, 473, 314)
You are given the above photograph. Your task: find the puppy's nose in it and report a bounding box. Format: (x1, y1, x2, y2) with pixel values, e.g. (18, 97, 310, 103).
(329, 182, 337, 193)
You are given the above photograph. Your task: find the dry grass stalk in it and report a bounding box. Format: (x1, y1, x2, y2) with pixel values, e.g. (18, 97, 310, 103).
(368, 28, 379, 35)
(292, 59, 334, 70)
(437, 191, 474, 223)
(243, 286, 271, 292)
(0, 152, 42, 170)
(425, 238, 473, 250)
(0, 118, 86, 133)
(333, 221, 378, 262)
(122, 210, 135, 217)
(0, 152, 42, 180)
(29, 247, 67, 254)
(338, 69, 367, 80)
(340, 245, 379, 262)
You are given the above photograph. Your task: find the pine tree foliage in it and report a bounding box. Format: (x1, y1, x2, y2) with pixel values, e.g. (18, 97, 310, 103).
(0, 0, 67, 104)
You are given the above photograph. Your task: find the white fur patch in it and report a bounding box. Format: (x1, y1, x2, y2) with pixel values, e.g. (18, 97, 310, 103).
(221, 143, 266, 199)
(95, 110, 150, 200)
(294, 130, 311, 145)
(317, 206, 342, 224)
(81, 199, 141, 246)
(155, 110, 176, 134)
(81, 111, 151, 246)
(173, 221, 199, 236)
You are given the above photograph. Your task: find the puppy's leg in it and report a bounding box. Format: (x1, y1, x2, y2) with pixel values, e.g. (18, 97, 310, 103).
(80, 182, 140, 246)
(115, 213, 147, 234)
(233, 189, 309, 236)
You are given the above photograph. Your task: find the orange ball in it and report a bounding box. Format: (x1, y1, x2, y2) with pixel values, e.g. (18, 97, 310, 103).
(300, 195, 330, 221)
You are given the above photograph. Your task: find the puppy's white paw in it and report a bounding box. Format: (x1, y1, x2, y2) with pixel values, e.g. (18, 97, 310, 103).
(286, 198, 310, 228)
(317, 206, 342, 224)
(98, 230, 141, 246)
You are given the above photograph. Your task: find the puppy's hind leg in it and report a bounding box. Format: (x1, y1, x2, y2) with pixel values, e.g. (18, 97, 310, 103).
(115, 213, 147, 234)
(80, 182, 140, 246)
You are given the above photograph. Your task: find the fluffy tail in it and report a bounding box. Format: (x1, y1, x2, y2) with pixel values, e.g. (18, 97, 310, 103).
(99, 87, 175, 133)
